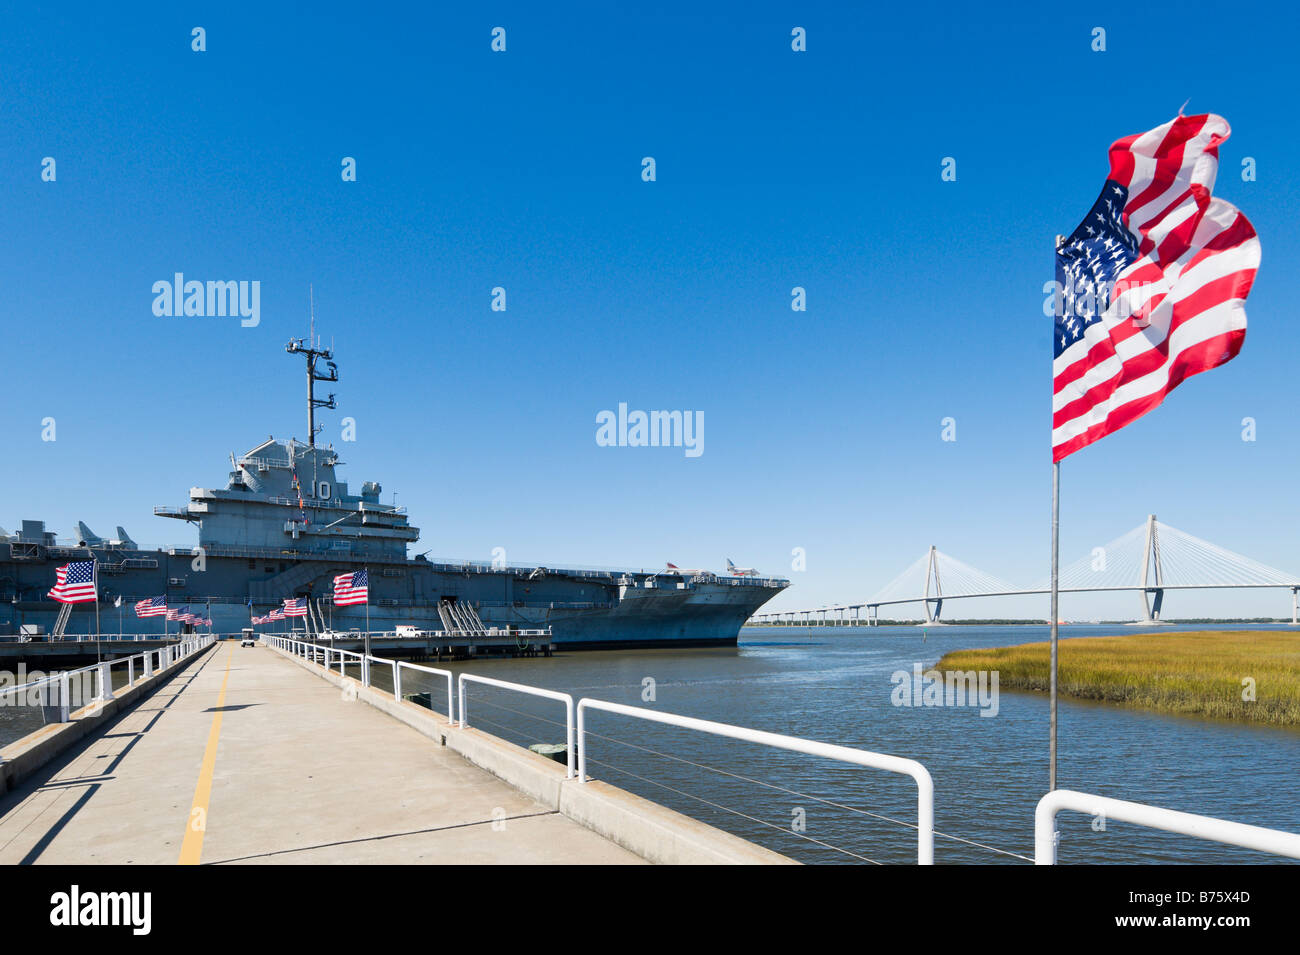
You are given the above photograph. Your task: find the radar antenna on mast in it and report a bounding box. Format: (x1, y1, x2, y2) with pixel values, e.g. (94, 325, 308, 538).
(285, 284, 337, 447)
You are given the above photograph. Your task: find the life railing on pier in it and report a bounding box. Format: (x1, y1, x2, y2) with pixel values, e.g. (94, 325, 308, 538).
(0, 635, 215, 762)
(1034, 789, 1300, 864)
(86, 635, 216, 706)
(308, 628, 551, 640)
(271, 637, 454, 724)
(458, 673, 574, 779)
(0, 633, 220, 644)
(258, 636, 1300, 865)
(575, 698, 935, 865)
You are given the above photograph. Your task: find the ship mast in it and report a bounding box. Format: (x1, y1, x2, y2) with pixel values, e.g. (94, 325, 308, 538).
(285, 286, 338, 447)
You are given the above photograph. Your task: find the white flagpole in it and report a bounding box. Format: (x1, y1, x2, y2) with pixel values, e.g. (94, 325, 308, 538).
(1050, 461, 1060, 790)
(1050, 234, 1064, 792)
(92, 558, 101, 663)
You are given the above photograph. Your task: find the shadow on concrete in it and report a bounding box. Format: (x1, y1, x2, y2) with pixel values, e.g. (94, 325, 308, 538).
(204, 809, 558, 864)
(0, 646, 223, 862)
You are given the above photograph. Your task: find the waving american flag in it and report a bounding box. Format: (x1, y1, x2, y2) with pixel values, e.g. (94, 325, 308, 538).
(135, 596, 168, 617)
(48, 560, 97, 603)
(282, 597, 308, 618)
(333, 569, 368, 606)
(1053, 114, 1260, 461)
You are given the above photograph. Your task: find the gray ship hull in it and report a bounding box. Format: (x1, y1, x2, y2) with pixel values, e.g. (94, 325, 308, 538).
(0, 544, 785, 648)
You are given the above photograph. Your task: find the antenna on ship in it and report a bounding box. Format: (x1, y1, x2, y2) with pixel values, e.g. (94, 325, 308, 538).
(285, 284, 338, 447)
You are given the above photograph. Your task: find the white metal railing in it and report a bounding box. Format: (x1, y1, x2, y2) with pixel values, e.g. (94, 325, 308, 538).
(308, 628, 551, 640)
(0, 633, 221, 644)
(458, 674, 574, 778)
(258, 636, 1300, 866)
(0, 634, 215, 763)
(576, 698, 935, 865)
(269, 637, 454, 724)
(1034, 789, 1300, 864)
(396, 659, 454, 722)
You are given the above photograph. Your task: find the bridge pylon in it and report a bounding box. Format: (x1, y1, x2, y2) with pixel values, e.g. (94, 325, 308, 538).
(1136, 514, 1167, 626)
(923, 545, 945, 625)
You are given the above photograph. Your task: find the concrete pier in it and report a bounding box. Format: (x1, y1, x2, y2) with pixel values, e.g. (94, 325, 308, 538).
(0, 642, 642, 864)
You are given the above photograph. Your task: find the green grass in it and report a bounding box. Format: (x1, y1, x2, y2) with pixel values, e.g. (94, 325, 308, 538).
(934, 631, 1300, 727)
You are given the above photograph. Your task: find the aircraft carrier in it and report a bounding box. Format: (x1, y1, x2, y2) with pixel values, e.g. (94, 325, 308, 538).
(0, 338, 788, 648)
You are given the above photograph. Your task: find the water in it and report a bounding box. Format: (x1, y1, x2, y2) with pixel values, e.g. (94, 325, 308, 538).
(6, 627, 1295, 864)
(366, 624, 1300, 865)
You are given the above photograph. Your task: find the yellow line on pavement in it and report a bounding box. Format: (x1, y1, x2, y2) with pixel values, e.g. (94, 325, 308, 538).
(178, 642, 233, 865)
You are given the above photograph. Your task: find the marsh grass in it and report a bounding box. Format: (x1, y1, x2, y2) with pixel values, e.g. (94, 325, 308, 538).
(935, 631, 1300, 726)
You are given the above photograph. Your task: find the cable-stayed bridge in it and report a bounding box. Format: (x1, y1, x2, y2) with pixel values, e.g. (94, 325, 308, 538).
(749, 516, 1300, 626)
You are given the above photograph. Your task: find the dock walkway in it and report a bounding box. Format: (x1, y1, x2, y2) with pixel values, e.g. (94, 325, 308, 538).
(0, 642, 642, 864)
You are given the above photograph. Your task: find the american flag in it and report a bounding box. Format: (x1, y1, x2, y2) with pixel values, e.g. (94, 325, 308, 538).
(1053, 114, 1260, 461)
(268, 608, 287, 621)
(282, 598, 308, 618)
(178, 606, 196, 623)
(333, 569, 368, 606)
(135, 596, 168, 617)
(292, 468, 308, 525)
(166, 606, 181, 620)
(48, 560, 97, 603)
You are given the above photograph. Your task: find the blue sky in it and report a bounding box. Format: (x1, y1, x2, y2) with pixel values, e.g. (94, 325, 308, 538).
(3, 2, 1297, 620)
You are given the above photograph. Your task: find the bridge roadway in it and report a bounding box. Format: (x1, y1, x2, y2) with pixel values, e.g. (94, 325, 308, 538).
(0, 642, 642, 864)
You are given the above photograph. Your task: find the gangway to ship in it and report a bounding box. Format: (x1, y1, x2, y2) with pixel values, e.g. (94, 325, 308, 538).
(438, 598, 487, 635)
(51, 603, 73, 640)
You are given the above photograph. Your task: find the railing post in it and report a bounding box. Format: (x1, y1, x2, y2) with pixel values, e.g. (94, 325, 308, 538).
(59, 672, 71, 722)
(128, 656, 135, 687)
(577, 703, 587, 782)
(565, 698, 575, 779)
(144, 650, 153, 678)
(1034, 789, 1300, 864)
(393, 661, 402, 700)
(99, 663, 114, 702)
